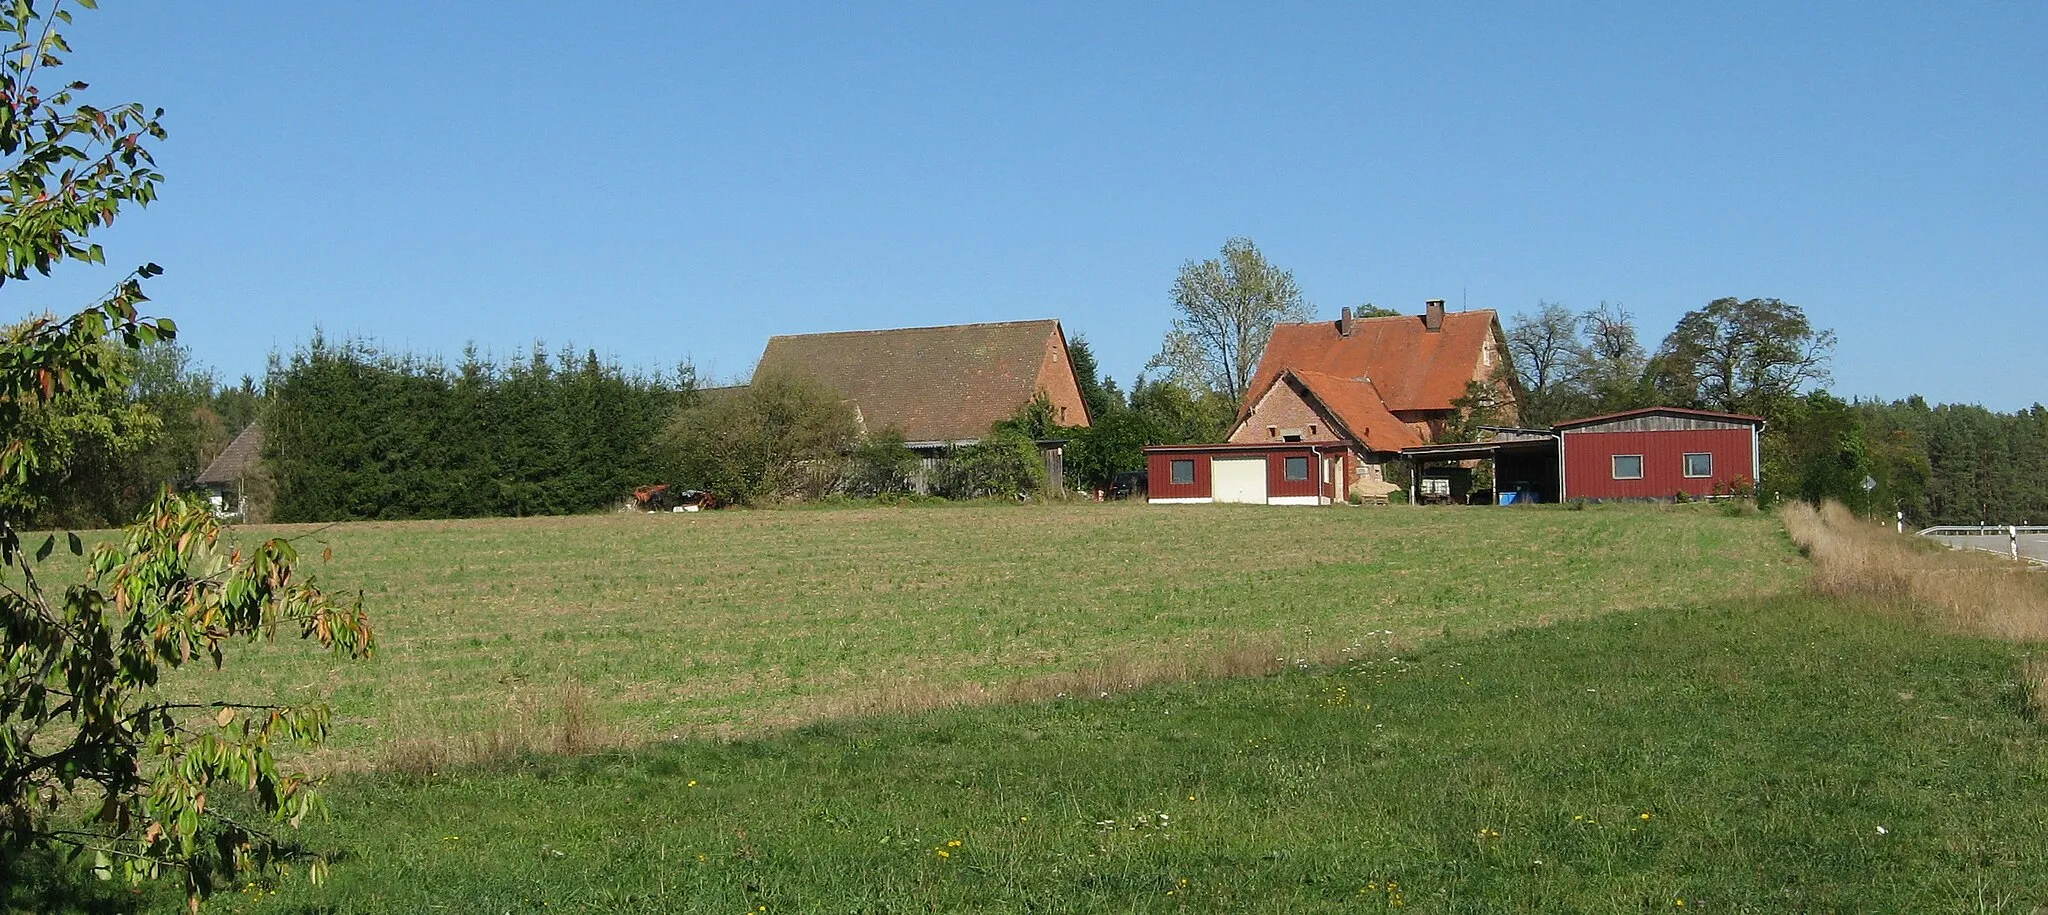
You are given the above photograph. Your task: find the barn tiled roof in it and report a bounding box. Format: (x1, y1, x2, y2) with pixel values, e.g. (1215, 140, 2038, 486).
(195, 423, 264, 485)
(1248, 310, 1500, 414)
(1286, 370, 1426, 452)
(753, 319, 1069, 444)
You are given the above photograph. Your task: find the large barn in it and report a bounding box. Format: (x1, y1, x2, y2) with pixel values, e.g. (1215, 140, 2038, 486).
(752, 319, 1091, 446)
(1554, 407, 1763, 501)
(750, 319, 1092, 490)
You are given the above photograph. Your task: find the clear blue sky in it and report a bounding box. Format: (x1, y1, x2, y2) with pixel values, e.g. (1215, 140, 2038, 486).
(30, 2, 2047, 409)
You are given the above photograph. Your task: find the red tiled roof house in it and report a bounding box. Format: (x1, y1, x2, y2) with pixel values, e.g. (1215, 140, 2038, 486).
(1146, 300, 1517, 504)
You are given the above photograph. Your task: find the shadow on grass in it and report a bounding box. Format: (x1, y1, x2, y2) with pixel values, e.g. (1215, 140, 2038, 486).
(0, 848, 150, 915)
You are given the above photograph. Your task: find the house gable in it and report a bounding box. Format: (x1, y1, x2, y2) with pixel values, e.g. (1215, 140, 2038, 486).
(1229, 370, 1426, 454)
(1032, 326, 1093, 429)
(1229, 376, 1348, 446)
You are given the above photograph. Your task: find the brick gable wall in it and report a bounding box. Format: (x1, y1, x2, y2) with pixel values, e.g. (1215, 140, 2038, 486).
(1229, 378, 1347, 445)
(1033, 330, 1093, 428)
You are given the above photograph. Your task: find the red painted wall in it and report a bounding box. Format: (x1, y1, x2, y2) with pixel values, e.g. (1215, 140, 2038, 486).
(1145, 447, 1332, 500)
(1147, 452, 1212, 499)
(1265, 450, 1325, 498)
(1563, 428, 1755, 500)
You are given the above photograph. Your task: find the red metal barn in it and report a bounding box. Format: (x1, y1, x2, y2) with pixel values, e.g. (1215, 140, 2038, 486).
(1144, 443, 1347, 505)
(1555, 407, 1763, 501)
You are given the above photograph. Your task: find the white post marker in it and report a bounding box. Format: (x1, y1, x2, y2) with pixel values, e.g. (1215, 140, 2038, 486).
(2013, 525, 2021, 561)
(1895, 510, 1904, 534)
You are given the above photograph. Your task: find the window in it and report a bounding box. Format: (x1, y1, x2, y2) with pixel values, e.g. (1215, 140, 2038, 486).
(1170, 459, 1195, 485)
(1058, 406, 1068, 423)
(1612, 454, 1644, 480)
(1683, 452, 1713, 478)
(1284, 456, 1310, 481)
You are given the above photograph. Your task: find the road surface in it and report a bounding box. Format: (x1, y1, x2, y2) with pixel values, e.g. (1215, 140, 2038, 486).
(1922, 530, 2048, 564)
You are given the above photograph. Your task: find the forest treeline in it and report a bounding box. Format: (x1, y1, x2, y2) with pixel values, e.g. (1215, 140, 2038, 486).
(10, 302, 2042, 528)
(264, 337, 683, 521)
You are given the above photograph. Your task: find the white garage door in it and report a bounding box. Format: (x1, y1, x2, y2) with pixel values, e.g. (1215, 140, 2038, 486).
(1212, 457, 1268, 504)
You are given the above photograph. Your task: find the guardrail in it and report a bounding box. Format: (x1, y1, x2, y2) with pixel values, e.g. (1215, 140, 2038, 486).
(1917, 525, 2048, 565)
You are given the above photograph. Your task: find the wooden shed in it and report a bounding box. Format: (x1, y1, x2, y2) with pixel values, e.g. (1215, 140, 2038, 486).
(1555, 407, 1762, 501)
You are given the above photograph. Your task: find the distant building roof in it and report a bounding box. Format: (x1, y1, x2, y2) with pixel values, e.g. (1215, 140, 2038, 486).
(196, 422, 264, 485)
(753, 319, 1083, 444)
(1248, 309, 1502, 414)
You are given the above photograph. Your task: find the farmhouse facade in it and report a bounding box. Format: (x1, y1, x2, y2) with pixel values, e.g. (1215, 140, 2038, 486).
(1145, 301, 1516, 505)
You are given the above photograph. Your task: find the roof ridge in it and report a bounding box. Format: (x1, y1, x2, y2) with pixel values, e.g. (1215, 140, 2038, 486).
(1276, 308, 1498, 330)
(767, 319, 1060, 341)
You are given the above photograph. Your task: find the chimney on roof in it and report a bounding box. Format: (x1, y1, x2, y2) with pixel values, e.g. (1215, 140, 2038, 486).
(1423, 299, 1446, 332)
(1339, 306, 1354, 337)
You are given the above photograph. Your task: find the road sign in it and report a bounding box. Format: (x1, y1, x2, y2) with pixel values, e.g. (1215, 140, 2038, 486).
(1861, 476, 1877, 492)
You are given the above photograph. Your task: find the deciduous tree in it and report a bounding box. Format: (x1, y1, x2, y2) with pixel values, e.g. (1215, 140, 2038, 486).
(0, 4, 375, 905)
(660, 369, 859, 503)
(1148, 238, 1314, 403)
(1504, 301, 1584, 426)
(1652, 297, 1834, 417)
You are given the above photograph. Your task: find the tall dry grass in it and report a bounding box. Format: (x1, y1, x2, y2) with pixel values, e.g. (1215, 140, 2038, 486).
(1782, 500, 2048, 718)
(1783, 501, 2048, 640)
(379, 682, 609, 775)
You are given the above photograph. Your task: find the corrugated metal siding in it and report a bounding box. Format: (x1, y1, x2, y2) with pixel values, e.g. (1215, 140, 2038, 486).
(1565, 414, 1752, 432)
(1563, 428, 1755, 499)
(1147, 452, 1211, 499)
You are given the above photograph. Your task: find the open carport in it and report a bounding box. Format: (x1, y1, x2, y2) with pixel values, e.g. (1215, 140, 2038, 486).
(1400, 430, 1560, 505)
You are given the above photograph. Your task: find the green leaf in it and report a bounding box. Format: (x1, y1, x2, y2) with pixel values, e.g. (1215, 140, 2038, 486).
(67, 531, 81, 555)
(35, 534, 53, 561)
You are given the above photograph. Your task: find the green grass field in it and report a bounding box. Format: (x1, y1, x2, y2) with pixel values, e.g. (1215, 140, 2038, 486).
(19, 502, 2048, 912)
(167, 502, 1802, 759)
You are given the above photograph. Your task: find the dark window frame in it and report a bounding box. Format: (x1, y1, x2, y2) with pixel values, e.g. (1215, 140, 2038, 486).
(1283, 455, 1310, 482)
(1170, 459, 1195, 486)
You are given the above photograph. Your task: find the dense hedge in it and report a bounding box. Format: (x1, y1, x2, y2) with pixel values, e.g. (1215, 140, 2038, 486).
(266, 338, 685, 522)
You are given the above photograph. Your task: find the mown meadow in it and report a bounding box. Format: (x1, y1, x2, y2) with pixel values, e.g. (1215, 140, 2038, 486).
(18, 502, 2048, 912)
(153, 501, 1801, 760)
